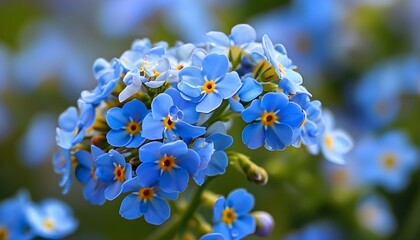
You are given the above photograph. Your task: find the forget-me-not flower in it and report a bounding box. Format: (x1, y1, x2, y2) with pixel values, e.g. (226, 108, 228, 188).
(24, 199, 78, 239)
(136, 140, 200, 193)
(119, 177, 178, 225)
(106, 99, 149, 148)
(178, 53, 241, 113)
(95, 149, 132, 200)
(212, 189, 256, 240)
(141, 93, 205, 141)
(241, 92, 305, 150)
(75, 145, 107, 205)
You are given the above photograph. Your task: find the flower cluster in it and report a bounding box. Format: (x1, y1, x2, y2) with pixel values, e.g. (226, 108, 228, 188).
(0, 191, 78, 240)
(53, 24, 352, 235)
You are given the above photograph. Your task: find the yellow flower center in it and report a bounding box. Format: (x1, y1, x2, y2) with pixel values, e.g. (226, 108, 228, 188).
(325, 133, 333, 149)
(202, 80, 216, 94)
(159, 156, 176, 171)
(163, 116, 175, 130)
(138, 187, 155, 201)
(114, 164, 126, 182)
(261, 111, 278, 126)
(176, 64, 184, 70)
(0, 227, 9, 240)
(43, 218, 55, 231)
(126, 121, 141, 135)
(221, 208, 237, 225)
(382, 153, 397, 169)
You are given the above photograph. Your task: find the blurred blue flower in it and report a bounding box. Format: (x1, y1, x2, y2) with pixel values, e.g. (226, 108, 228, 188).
(251, 0, 342, 78)
(25, 199, 78, 239)
(19, 114, 55, 166)
(0, 191, 33, 240)
(356, 194, 395, 237)
(212, 188, 255, 240)
(97, 0, 217, 43)
(13, 22, 93, 97)
(106, 99, 149, 148)
(354, 60, 402, 130)
(353, 131, 418, 192)
(95, 150, 133, 200)
(137, 140, 200, 193)
(75, 145, 107, 205)
(285, 221, 342, 240)
(141, 93, 205, 141)
(178, 53, 241, 113)
(241, 92, 304, 150)
(119, 176, 178, 225)
(310, 110, 353, 164)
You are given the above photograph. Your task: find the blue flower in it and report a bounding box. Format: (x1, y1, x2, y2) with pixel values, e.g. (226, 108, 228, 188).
(0, 191, 33, 240)
(75, 145, 107, 205)
(207, 24, 257, 53)
(291, 93, 322, 147)
(205, 122, 233, 176)
(137, 140, 200, 193)
(166, 43, 206, 85)
(119, 46, 170, 102)
(19, 114, 55, 166)
(354, 61, 402, 130)
(141, 93, 206, 141)
(81, 58, 123, 105)
(262, 35, 308, 95)
(285, 221, 342, 240)
(356, 194, 396, 237)
(309, 110, 353, 164)
(191, 138, 215, 186)
(95, 149, 132, 200)
(24, 199, 78, 239)
(212, 189, 256, 240)
(228, 76, 263, 112)
(119, 177, 178, 225)
(241, 92, 304, 150)
(106, 99, 149, 148)
(352, 131, 418, 192)
(200, 233, 226, 240)
(178, 53, 241, 113)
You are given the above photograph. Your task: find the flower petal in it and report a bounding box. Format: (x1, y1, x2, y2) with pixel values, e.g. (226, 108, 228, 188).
(242, 123, 265, 149)
(176, 149, 200, 174)
(152, 93, 173, 120)
(202, 53, 228, 80)
(136, 162, 161, 187)
(159, 140, 188, 158)
(216, 72, 241, 99)
(139, 141, 162, 162)
(261, 92, 288, 112)
(144, 197, 170, 225)
(141, 113, 164, 140)
(230, 24, 256, 46)
(106, 130, 132, 147)
(196, 93, 223, 113)
(265, 123, 293, 150)
(119, 194, 142, 220)
(160, 168, 189, 193)
(241, 99, 263, 123)
(227, 189, 254, 214)
(106, 107, 130, 130)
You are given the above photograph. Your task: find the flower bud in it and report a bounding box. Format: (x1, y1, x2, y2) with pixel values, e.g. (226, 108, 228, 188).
(252, 211, 275, 237)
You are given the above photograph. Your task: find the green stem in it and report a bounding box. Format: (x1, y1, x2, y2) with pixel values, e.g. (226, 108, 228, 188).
(147, 177, 215, 240)
(204, 100, 229, 127)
